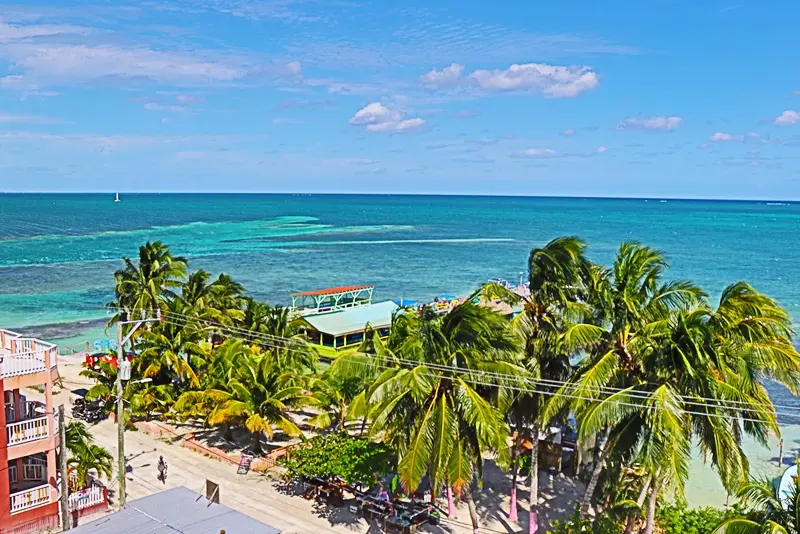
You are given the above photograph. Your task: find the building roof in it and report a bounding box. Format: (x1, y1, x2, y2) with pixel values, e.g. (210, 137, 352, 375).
(70, 486, 281, 534)
(292, 285, 372, 297)
(302, 300, 399, 336)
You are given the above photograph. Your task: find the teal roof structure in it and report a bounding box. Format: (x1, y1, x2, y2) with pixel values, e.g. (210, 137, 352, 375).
(302, 300, 399, 336)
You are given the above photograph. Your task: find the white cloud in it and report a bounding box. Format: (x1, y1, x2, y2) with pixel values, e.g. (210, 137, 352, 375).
(176, 95, 205, 104)
(561, 129, 575, 136)
(709, 132, 744, 142)
(617, 116, 683, 132)
(774, 110, 800, 126)
(747, 132, 760, 138)
(0, 113, 66, 124)
(596, 146, 608, 153)
(420, 63, 464, 89)
(511, 148, 561, 158)
(349, 102, 425, 133)
(0, 21, 88, 42)
(470, 63, 599, 97)
(419, 62, 599, 98)
(144, 102, 187, 113)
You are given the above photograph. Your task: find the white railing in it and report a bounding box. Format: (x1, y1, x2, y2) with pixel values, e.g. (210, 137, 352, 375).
(10, 484, 52, 514)
(6, 416, 49, 446)
(69, 486, 106, 512)
(0, 329, 58, 378)
(9, 464, 17, 484)
(23, 464, 45, 481)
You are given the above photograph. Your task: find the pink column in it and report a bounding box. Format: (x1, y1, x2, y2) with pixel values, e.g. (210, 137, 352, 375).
(529, 511, 538, 534)
(447, 487, 455, 518)
(509, 485, 518, 522)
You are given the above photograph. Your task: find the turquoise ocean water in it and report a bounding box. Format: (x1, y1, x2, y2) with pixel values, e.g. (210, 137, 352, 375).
(2, 193, 800, 503)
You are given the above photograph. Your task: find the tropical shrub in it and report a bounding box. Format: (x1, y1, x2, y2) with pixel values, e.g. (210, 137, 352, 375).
(657, 503, 735, 534)
(279, 433, 394, 485)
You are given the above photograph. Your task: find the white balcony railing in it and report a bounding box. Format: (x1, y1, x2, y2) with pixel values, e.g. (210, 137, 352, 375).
(10, 484, 52, 514)
(6, 416, 49, 446)
(69, 486, 106, 512)
(9, 464, 17, 484)
(0, 328, 58, 378)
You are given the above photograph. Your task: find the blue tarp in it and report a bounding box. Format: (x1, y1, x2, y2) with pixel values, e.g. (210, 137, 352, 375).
(393, 299, 417, 307)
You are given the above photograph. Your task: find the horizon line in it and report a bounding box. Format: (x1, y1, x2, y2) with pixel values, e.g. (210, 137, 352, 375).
(0, 191, 798, 203)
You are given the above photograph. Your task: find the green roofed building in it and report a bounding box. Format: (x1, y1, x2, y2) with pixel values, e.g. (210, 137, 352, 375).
(298, 300, 399, 350)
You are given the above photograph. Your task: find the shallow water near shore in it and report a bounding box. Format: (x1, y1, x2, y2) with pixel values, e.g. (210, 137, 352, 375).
(3, 193, 800, 508)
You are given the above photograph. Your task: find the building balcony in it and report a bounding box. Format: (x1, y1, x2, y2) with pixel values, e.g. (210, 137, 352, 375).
(9, 483, 54, 515)
(0, 328, 58, 382)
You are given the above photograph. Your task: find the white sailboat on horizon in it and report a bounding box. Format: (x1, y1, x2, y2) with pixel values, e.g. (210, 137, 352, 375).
(114, 192, 120, 203)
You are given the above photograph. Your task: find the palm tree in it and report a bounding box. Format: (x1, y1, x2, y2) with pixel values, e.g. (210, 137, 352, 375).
(483, 236, 602, 533)
(64, 421, 114, 489)
(365, 303, 522, 533)
(307, 370, 368, 432)
(68, 443, 114, 489)
(65, 421, 93, 455)
(79, 360, 119, 414)
(178, 343, 308, 453)
(135, 299, 207, 386)
(546, 242, 704, 521)
(550, 244, 800, 531)
(713, 476, 800, 533)
(106, 241, 187, 328)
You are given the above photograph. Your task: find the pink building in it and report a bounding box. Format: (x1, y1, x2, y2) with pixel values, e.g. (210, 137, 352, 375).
(0, 329, 60, 534)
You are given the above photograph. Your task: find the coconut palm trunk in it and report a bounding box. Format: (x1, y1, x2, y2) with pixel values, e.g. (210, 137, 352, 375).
(622, 476, 651, 534)
(466, 485, 480, 534)
(643, 476, 664, 534)
(579, 432, 611, 520)
(528, 423, 540, 534)
(509, 431, 519, 522)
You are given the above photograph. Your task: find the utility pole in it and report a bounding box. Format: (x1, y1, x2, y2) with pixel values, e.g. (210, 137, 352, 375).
(115, 324, 126, 508)
(59, 404, 70, 531)
(115, 312, 159, 508)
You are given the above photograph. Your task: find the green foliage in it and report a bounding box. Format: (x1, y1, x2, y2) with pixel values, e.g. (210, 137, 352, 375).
(549, 506, 624, 534)
(279, 433, 394, 485)
(64, 421, 114, 490)
(657, 503, 738, 534)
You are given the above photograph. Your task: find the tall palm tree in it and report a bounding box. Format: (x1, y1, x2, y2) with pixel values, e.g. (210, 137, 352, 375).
(365, 303, 522, 533)
(106, 241, 187, 328)
(714, 476, 800, 534)
(135, 299, 207, 386)
(178, 343, 309, 453)
(546, 242, 704, 521)
(550, 244, 800, 531)
(483, 236, 602, 533)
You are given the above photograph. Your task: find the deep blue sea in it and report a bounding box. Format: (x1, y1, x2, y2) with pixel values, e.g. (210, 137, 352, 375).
(1, 194, 800, 344)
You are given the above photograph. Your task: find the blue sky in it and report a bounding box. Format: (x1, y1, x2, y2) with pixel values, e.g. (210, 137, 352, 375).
(1, 0, 799, 198)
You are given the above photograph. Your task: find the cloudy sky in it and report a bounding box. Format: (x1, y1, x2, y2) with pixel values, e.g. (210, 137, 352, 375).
(0, 0, 798, 198)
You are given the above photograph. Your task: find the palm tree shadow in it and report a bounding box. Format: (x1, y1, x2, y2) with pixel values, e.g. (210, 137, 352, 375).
(473, 460, 583, 534)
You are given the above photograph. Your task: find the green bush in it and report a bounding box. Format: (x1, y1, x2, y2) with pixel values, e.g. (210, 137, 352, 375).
(548, 506, 624, 534)
(279, 433, 394, 484)
(656, 503, 738, 534)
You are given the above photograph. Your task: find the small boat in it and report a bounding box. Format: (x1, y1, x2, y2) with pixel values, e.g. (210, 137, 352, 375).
(114, 192, 120, 203)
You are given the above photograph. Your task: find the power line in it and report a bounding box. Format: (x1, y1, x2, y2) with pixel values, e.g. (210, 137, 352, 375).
(144, 312, 800, 427)
(151, 309, 800, 417)
(57, 302, 800, 426)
